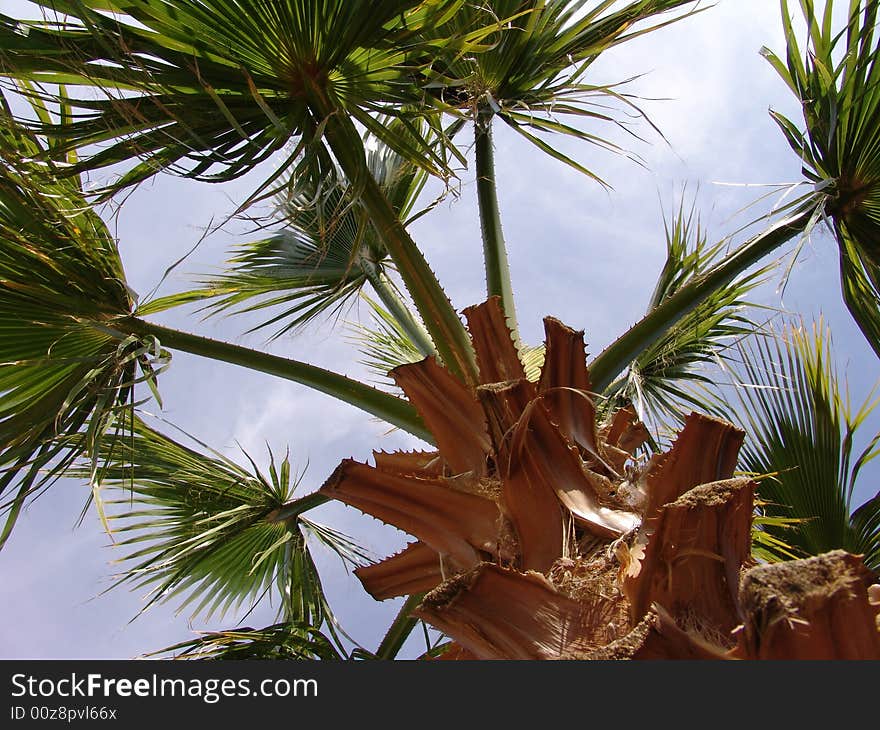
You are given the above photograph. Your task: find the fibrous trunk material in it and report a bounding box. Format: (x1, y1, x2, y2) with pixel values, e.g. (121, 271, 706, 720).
(319, 298, 880, 659)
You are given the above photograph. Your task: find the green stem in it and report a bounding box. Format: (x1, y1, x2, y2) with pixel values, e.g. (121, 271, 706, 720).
(269, 491, 329, 524)
(475, 118, 520, 346)
(312, 97, 478, 385)
(119, 317, 432, 443)
(589, 208, 815, 392)
(375, 592, 424, 660)
(362, 263, 436, 357)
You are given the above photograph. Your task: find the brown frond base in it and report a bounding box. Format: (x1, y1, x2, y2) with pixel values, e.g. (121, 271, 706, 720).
(320, 299, 880, 659)
(732, 550, 880, 659)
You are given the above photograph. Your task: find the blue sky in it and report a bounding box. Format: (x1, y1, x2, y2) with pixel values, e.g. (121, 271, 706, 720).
(2, 0, 878, 659)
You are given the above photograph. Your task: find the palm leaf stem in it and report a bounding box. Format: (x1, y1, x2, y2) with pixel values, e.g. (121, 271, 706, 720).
(119, 317, 430, 442)
(311, 92, 479, 386)
(269, 490, 329, 524)
(375, 592, 424, 660)
(362, 264, 435, 357)
(589, 207, 815, 392)
(475, 117, 520, 346)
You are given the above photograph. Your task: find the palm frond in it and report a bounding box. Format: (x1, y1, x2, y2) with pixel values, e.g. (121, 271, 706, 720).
(851, 487, 880, 570)
(725, 318, 880, 570)
(145, 621, 344, 660)
(763, 0, 880, 356)
(0, 0, 462, 198)
(183, 128, 430, 339)
(77, 415, 367, 630)
(604, 194, 770, 431)
(349, 296, 426, 385)
(0, 95, 164, 549)
(751, 502, 810, 563)
(424, 0, 702, 180)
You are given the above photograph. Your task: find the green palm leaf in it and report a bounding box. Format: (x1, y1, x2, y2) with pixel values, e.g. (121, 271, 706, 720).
(0, 0, 458, 195)
(425, 0, 701, 178)
(418, 1, 701, 342)
(603, 195, 770, 431)
(349, 296, 426, 387)
(85, 416, 366, 634)
(726, 319, 880, 571)
(763, 0, 880, 357)
(145, 622, 344, 660)
(0, 96, 164, 549)
(175, 129, 433, 349)
(1, 1, 488, 384)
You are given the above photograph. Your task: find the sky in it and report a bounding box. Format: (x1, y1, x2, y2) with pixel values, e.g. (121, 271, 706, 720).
(2, 0, 878, 659)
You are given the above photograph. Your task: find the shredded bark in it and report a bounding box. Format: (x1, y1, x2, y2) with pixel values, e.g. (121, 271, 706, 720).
(318, 459, 505, 568)
(372, 449, 444, 477)
(318, 301, 880, 661)
(392, 357, 491, 476)
(463, 297, 526, 384)
(581, 613, 656, 660)
(478, 380, 565, 571)
(735, 550, 880, 659)
(415, 564, 606, 659)
(354, 541, 443, 601)
(538, 316, 599, 459)
(604, 406, 651, 458)
(624, 477, 755, 638)
(643, 412, 744, 518)
(548, 553, 629, 645)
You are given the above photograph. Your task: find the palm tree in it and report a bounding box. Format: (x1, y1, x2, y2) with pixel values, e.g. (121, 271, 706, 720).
(723, 319, 880, 572)
(0, 0, 878, 659)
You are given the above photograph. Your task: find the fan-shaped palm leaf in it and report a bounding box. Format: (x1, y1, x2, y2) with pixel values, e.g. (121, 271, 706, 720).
(0, 97, 167, 549)
(726, 319, 880, 571)
(762, 0, 880, 357)
(145, 622, 344, 660)
(86, 416, 366, 636)
(426, 0, 701, 177)
(587, 2, 880, 393)
(1, 95, 433, 456)
(0, 1, 462, 193)
(419, 1, 701, 338)
(169, 129, 434, 351)
(602, 196, 770, 431)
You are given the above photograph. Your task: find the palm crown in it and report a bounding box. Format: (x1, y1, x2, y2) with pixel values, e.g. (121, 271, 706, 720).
(1, 0, 879, 660)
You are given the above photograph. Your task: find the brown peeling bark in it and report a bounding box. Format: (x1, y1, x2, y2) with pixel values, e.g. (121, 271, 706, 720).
(604, 406, 647, 452)
(372, 450, 444, 477)
(601, 406, 650, 473)
(624, 478, 755, 636)
(538, 317, 600, 459)
(414, 564, 602, 659)
(392, 357, 491, 475)
(499, 383, 640, 541)
(583, 607, 731, 660)
(430, 643, 479, 660)
(478, 380, 565, 572)
(479, 380, 639, 571)
(463, 297, 527, 385)
(354, 541, 443, 601)
(318, 459, 504, 568)
(319, 300, 880, 661)
(643, 412, 744, 519)
(734, 550, 880, 659)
